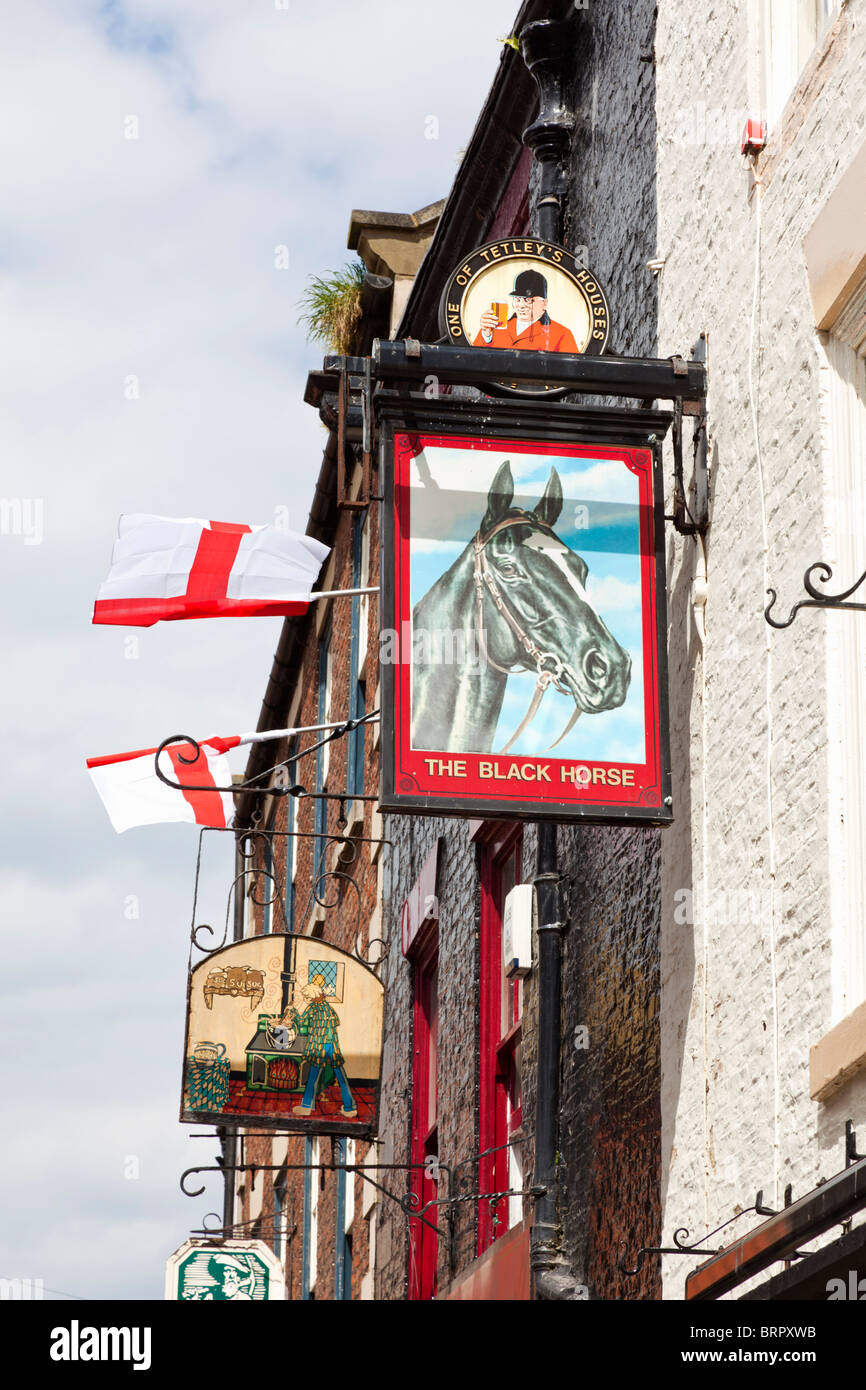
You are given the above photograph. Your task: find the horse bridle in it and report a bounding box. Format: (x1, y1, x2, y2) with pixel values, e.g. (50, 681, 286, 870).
(473, 511, 582, 756)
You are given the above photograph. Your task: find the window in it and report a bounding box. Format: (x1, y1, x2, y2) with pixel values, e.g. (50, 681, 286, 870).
(408, 927, 439, 1299)
(272, 1172, 287, 1264)
(284, 739, 298, 933)
(478, 825, 523, 1253)
(335, 1136, 355, 1300)
(357, 509, 371, 671)
(232, 836, 247, 942)
(261, 834, 275, 935)
(302, 1135, 319, 1299)
(762, 0, 841, 127)
(347, 513, 368, 799)
(822, 275, 866, 1018)
(313, 633, 331, 907)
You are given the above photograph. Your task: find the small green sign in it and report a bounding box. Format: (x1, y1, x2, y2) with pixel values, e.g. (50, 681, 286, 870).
(165, 1240, 285, 1301)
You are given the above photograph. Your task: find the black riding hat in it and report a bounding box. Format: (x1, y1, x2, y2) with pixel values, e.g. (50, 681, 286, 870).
(510, 269, 548, 298)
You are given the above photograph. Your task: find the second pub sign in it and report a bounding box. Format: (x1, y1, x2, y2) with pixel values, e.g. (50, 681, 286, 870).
(378, 400, 673, 825)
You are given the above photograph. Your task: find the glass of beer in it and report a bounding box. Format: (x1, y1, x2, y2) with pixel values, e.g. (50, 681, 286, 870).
(491, 301, 509, 327)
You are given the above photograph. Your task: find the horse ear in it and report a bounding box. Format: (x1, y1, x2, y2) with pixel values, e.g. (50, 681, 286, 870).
(481, 460, 514, 532)
(534, 467, 563, 527)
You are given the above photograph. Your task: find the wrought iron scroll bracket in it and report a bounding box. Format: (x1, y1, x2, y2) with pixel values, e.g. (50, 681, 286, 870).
(180, 1161, 450, 1242)
(846, 1119, 864, 1168)
(619, 1190, 785, 1277)
(766, 563, 866, 629)
(155, 710, 381, 801)
(188, 825, 392, 959)
(180, 1138, 533, 1271)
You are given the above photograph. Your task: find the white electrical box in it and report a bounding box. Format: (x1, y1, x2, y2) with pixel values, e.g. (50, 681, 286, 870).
(503, 883, 535, 978)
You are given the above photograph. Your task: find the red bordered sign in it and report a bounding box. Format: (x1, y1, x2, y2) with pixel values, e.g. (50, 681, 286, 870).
(377, 397, 673, 825)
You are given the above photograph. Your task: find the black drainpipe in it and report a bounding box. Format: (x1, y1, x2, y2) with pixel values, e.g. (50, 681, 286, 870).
(219, 1126, 236, 1235)
(521, 16, 583, 1300)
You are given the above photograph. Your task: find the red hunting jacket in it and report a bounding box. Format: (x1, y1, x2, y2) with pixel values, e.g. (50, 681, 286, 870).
(473, 315, 579, 353)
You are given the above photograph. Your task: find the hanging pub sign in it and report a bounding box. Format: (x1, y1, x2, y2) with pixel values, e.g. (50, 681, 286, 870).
(181, 934, 384, 1136)
(165, 1239, 285, 1301)
(439, 237, 610, 396)
(377, 397, 673, 825)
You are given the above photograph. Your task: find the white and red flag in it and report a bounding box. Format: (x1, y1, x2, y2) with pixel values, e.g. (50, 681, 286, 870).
(87, 736, 239, 833)
(92, 514, 330, 627)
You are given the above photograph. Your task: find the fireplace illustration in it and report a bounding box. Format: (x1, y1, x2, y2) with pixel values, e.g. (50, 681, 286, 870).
(245, 1015, 308, 1093)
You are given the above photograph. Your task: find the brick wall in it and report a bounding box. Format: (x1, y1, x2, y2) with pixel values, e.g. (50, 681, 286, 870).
(234, 462, 383, 1299)
(375, 815, 487, 1298)
(546, 0, 664, 1299)
(380, 0, 667, 1301)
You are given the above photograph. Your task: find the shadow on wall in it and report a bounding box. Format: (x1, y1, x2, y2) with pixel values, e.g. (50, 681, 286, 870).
(554, 0, 674, 1301)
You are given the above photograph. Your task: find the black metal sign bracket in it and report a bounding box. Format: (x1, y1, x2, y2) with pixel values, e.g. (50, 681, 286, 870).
(313, 341, 709, 540)
(671, 333, 709, 536)
(336, 360, 372, 511)
(766, 562, 866, 628)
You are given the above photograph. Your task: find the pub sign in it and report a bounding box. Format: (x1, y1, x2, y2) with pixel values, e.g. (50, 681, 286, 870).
(181, 934, 384, 1136)
(165, 1239, 285, 1301)
(378, 399, 672, 825)
(439, 237, 610, 396)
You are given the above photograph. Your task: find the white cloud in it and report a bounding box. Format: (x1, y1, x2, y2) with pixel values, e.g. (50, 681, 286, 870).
(409, 538, 465, 555)
(586, 574, 643, 612)
(548, 461, 641, 503)
(1, 0, 521, 1294)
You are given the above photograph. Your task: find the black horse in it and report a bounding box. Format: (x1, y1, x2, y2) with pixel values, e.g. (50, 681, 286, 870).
(411, 460, 632, 753)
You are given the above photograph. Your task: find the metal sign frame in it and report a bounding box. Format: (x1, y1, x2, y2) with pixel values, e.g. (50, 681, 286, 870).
(377, 394, 673, 825)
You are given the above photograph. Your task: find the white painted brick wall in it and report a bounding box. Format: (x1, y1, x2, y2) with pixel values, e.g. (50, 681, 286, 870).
(655, 0, 866, 1297)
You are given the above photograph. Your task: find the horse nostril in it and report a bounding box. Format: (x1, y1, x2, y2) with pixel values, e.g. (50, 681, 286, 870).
(584, 648, 608, 684)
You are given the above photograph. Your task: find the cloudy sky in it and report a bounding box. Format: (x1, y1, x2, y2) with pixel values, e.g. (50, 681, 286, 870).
(0, 0, 518, 1300)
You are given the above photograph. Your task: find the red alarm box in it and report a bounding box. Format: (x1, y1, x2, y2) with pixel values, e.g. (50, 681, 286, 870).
(741, 118, 767, 157)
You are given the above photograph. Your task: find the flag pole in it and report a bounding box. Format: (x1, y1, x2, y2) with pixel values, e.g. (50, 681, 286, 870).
(237, 714, 380, 747)
(308, 586, 379, 601)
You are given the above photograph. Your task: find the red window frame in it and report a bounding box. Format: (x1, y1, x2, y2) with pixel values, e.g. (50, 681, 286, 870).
(408, 927, 439, 1300)
(478, 824, 523, 1255)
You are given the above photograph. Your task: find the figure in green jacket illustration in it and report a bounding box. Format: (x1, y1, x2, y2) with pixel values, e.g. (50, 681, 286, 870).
(287, 974, 357, 1118)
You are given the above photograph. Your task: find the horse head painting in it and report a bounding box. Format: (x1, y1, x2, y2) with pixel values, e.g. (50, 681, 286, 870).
(411, 459, 632, 754)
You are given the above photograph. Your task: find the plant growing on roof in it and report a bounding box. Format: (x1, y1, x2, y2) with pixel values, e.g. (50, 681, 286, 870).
(297, 258, 366, 356)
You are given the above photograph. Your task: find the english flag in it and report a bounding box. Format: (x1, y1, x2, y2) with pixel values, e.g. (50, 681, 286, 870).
(92, 514, 330, 627)
(87, 736, 240, 833)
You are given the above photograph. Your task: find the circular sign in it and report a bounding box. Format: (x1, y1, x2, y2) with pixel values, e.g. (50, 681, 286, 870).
(438, 237, 611, 396)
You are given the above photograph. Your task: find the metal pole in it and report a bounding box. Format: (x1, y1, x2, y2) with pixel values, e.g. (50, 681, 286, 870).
(308, 586, 379, 601)
(368, 340, 706, 401)
(521, 19, 577, 247)
(531, 835, 573, 1297)
(521, 15, 582, 1302)
(219, 1126, 236, 1234)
